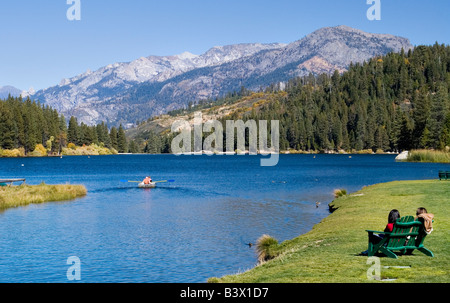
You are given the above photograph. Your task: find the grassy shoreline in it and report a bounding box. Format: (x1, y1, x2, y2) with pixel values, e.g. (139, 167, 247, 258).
(211, 179, 449, 283)
(406, 149, 450, 163)
(0, 183, 87, 210)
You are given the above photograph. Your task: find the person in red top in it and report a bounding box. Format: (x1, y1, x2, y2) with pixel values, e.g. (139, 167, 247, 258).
(384, 209, 401, 232)
(361, 209, 400, 256)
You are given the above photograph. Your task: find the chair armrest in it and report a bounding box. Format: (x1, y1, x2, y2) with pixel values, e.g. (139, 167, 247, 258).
(366, 230, 390, 235)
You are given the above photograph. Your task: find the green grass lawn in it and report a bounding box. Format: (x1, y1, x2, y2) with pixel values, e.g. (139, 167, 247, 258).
(0, 183, 87, 210)
(212, 180, 449, 283)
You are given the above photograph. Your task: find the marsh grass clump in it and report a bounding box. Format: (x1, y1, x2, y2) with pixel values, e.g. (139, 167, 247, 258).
(334, 189, 347, 198)
(0, 183, 87, 210)
(256, 234, 279, 264)
(407, 149, 450, 163)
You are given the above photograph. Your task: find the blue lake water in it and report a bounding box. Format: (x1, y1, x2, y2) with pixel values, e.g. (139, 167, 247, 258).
(0, 154, 446, 283)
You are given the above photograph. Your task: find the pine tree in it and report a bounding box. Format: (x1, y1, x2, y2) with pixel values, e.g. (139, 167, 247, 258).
(412, 88, 431, 148)
(0, 103, 15, 149)
(22, 99, 39, 154)
(397, 113, 413, 151)
(442, 112, 450, 148)
(110, 127, 118, 151)
(374, 126, 390, 151)
(128, 140, 140, 153)
(427, 85, 449, 148)
(68, 116, 79, 145)
(117, 125, 128, 153)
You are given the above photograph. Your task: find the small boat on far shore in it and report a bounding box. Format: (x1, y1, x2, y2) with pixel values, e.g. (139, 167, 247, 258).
(0, 178, 26, 187)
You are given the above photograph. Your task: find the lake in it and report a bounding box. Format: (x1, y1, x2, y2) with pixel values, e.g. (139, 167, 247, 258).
(0, 154, 446, 282)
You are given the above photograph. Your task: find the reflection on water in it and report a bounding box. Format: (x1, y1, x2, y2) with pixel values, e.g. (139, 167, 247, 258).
(0, 154, 445, 282)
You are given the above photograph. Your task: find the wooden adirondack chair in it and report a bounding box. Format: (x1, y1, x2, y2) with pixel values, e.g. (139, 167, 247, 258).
(366, 216, 434, 259)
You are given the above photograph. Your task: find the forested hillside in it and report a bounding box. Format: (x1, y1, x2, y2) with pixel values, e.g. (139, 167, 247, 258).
(0, 97, 127, 156)
(130, 43, 450, 154)
(1, 44, 449, 156)
(247, 43, 450, 152)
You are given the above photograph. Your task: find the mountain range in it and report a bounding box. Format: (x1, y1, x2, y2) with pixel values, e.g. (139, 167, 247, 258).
(25, 25, 412, 126)
(0, 85, 22, 99)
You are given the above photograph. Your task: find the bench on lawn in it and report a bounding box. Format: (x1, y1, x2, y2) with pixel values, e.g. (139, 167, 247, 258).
(438, 171, 448, 180)
(366, 216, 434, 259)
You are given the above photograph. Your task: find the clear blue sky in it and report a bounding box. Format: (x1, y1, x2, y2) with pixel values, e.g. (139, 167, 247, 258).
(1, 0, 449, 91)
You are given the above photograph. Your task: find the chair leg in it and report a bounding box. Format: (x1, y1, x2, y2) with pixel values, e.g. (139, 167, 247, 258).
(367, 232, 376, 256)
(379, 247, 398, 259)
(369, 237, 390, 257)
(367, 241, 375, 256)
(418, 247, 434, 257)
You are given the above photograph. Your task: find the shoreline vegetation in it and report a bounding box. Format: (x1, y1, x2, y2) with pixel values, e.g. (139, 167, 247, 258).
(406, 149, 450, 163)
(209, 179, 449, 283)
(0, 148, 391, 156)
(0, 143, 118, 157)
(0, 96, 128, 157)
(2, 147, 449, 164)
(0, 183, 87, 210)
(0, 148, 400, 158)
(61, 143, 117, 156)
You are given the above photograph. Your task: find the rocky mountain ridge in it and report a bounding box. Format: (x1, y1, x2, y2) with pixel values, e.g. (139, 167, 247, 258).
(0, 85, 22, 99)
(28, 25, 412, 126)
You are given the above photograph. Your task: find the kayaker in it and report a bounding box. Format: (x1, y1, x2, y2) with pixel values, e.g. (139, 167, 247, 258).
(143, 176, 152, 184)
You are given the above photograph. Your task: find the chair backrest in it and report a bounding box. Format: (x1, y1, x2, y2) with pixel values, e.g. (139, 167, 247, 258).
(387, 216, 422, 248)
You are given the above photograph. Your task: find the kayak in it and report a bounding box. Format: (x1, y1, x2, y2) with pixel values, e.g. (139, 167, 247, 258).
(138, 182, 156, 188)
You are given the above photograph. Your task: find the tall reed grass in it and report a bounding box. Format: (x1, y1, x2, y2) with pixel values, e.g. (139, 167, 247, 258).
(0, 183, 87, 210)
(407, 149, 450, 163)
(255, 234, 279, 264)
(334, 189, 347, 198)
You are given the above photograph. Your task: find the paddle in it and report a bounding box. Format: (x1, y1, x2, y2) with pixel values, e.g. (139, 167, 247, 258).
(120, 180, 175, 184)
(152, 180, 175, 184)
